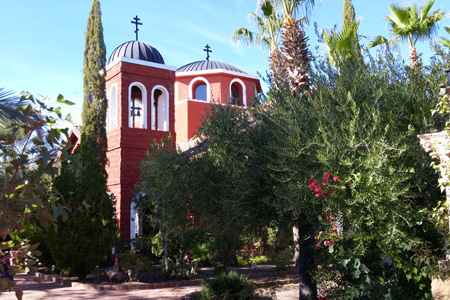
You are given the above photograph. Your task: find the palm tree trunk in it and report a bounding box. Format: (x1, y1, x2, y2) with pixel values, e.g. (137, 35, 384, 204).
(280, 17, 312, 95)
(409, 46, 420, 70)
(269, 48, 287, 90)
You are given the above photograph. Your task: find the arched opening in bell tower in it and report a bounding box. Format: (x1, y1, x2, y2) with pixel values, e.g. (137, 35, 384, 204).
(128, 82, 147, 129)
(107, 84, 118, 131)
(151, 85, 169, 131)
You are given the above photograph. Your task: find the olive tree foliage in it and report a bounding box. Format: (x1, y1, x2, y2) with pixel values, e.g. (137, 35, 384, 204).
(260, 47, 449, 299)
(135, 105, 278, 264)
(0, 90, 75, 294)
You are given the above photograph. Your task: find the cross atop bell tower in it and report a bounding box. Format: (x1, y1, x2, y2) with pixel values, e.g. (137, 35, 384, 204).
(131, 15, 142, 41)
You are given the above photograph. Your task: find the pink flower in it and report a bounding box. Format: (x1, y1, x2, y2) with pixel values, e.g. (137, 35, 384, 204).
(328, 191, 333, 195)
(314, 185, 322, 192)
(324, 241, 331, 246)
(314, 235, 318, 239)
(333, 176, 339, 181)
(323, 183, 327, 187)
(316, 243, 320, 247)
(323, 172, 330, 181)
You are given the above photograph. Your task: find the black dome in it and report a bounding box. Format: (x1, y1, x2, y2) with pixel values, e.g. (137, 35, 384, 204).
(177, 60, 247, 74)
(108, 40, 165, 66)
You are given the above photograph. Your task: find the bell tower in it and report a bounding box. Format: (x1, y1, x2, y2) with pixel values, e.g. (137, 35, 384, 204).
(104, 31, 176, 238)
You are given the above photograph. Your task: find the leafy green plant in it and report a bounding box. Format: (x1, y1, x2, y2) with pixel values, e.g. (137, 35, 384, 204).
(214, 263, 229, 275)
(201, 271, 255, 300)
(236, 256, 250, 267)
(150, 232, 164, 257)
(191, 241, 215, 267)
(119, 250, 152, 281)
(267, 248, 293, 271)
(249, 256, 268, 264)
(160, 255, 198, 280)
(0, 90, 74, 294)
(237, 255, 268, 267)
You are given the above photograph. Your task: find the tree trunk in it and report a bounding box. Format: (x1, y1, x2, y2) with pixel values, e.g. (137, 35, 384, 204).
(296, 220, 317, 300)
(409, 46, 420, 70)
(293, 225, 300, 266)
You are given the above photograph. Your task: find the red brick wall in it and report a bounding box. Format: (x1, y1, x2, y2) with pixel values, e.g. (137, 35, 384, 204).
(174, 72, 262, 144)
(175, 72, 261, 106)
(105, 61, 176, 239)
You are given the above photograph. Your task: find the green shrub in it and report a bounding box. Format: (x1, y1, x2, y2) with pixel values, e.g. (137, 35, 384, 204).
(119, 250, 152, 280)
(160, 255, 198, 280)
(236, 256, 250, 267)
(213, 263, 229, 275)
(191, 241, 215, 266)
(249, 256, 268, 264)
(267, 248, 293, 271)
(201, 271, 255, 300)
(237, 255, 268, 267)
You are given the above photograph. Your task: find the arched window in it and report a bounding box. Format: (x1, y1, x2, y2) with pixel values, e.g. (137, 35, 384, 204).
(188, 77, 210, 101)
(231, 84, 240, 105)
(230, 79, 247, 107)
(130, 86, 143, 128)
(151, 86, 169, 131)
(107, 84, 118, 131)
(194, 83, 207, 101)
(230, 82, 243, 106)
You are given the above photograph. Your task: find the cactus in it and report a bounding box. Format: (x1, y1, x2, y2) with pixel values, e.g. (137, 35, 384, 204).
(160, 255, 198, 280)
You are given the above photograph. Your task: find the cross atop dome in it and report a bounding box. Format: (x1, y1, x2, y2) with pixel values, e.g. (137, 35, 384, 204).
(203, 44, 212, 61)
(131, 15, 142, 41)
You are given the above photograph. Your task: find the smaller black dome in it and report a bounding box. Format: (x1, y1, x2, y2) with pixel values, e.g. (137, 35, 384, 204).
(177, 60, 247, 74)
(108, 40, 165, 66)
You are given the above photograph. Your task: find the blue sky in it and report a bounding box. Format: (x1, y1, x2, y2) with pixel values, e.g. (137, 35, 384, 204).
(1, 0, 449, 126)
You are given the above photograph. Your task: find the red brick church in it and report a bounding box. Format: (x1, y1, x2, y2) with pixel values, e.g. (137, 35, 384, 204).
(86, 19, 262, 239)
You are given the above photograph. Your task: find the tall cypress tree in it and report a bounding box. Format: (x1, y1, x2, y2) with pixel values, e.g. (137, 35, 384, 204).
(342, 0, 355, 30)
(47, 0, 116, 279)
(81, 0, 107, 167)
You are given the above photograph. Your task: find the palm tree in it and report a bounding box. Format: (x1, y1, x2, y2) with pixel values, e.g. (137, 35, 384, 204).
(0, 90, 50, 161)
(0, 89, 27, 125)
(439, 26, 450, 48)
(233, 0, 314, 91)
(323, 21, 362, 65)
(368, 0, 445, 69)
(232, 1, 284, 82)
(0, 90, 31, 155)
(276, 0, 315, 93)
(322, 0, 363, 66)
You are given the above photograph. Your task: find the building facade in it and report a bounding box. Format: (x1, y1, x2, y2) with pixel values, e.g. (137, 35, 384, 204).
(104, 39, 262, 238)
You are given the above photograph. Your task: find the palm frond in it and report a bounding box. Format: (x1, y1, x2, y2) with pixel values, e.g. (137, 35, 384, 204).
(232, 28, 255, 47)
(366, 35, 396, 50)
(275, 0, 314, 19)
(0, 88, 27, 125)
(439, 26, 450, 48)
